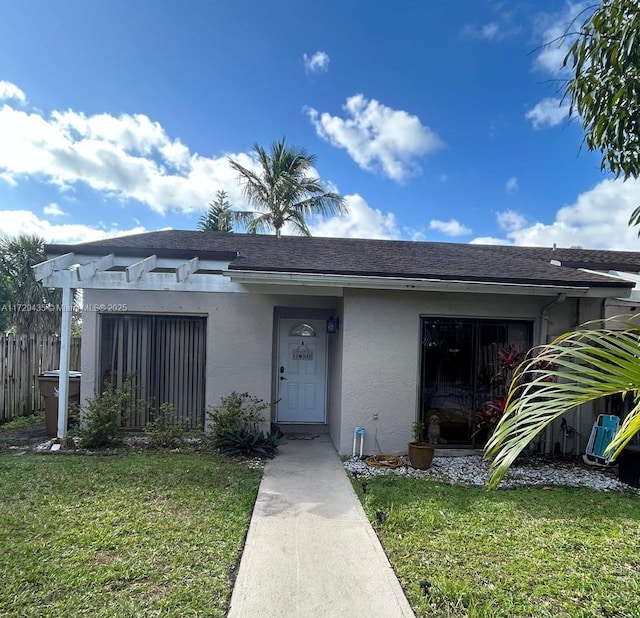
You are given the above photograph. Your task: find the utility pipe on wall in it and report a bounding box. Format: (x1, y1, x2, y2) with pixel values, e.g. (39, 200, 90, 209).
(352, 427, 365, 458)
(539, 293, 567, 454)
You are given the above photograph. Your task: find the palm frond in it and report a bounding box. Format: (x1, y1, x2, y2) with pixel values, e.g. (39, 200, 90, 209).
(228, 157, 270, 209)
(293, 192, 347, 217)
(285, 210, 311, 236)
(485, 322, 640, 489)
(245, 213, 275, 235)
(230, 210, 258, 230)
(630, 205, 640, 233)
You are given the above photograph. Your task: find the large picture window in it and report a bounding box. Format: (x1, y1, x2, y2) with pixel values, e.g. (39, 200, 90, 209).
(420, 318, 532, 447)
(100, 314, 206, 429)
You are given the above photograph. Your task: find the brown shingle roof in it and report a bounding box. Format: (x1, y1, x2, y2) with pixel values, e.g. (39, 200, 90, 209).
(46, 230, 639, 289)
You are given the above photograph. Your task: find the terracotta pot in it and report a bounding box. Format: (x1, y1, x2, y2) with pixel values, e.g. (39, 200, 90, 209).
(408, 442, 435, 470)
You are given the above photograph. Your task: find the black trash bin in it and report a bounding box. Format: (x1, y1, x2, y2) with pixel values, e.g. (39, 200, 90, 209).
(618, 445, 640, 488)
(38, 370, 82, 437)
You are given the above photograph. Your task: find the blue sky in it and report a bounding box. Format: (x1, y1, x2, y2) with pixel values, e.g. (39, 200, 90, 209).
(1, 0, 639, 249)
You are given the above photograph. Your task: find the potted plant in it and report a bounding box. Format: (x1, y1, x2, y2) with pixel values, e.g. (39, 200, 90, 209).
(408, 420, 435, 470)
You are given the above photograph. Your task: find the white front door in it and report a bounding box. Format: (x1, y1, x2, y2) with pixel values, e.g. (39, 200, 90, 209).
(276, 318, 327, 423)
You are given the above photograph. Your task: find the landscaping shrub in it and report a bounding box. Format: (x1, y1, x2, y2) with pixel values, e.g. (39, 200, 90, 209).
(145, 402, 189, 449)
(207, 391, 280, 458)
(77, 379, 131, 448)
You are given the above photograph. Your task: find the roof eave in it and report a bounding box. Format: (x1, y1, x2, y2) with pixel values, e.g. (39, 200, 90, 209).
(225, 269, 631, 298)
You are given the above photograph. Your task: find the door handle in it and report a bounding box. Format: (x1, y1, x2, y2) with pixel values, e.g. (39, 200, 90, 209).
(279, 376, 287, 381)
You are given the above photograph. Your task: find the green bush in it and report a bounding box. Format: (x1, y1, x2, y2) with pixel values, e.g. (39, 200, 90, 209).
(207, 392, 280, 458)
(77, 380, 130, 448)
(145, 403, 189, 449)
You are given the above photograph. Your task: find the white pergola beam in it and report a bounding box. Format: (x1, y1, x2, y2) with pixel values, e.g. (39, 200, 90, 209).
(54, 254, 228, 272)
(33, 252, 76, 282)
(35, 266, 243, 292)
(78, 254, 115, 281)
(126, 255, 157, 283)
(176, 257, 199, 282)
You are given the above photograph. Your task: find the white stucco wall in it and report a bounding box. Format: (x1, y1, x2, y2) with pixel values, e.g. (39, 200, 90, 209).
(81, 288, 341, 429)
(336, 290, 595, 456)
(80, 285, 610, 458)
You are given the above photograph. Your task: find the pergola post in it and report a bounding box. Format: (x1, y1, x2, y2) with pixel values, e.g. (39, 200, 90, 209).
(57, 285, 73, 441)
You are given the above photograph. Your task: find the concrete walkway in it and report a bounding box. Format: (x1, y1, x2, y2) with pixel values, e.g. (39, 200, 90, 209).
(228, 437, 415, 617)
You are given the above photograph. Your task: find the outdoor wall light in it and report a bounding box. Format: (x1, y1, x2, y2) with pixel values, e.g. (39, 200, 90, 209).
(326, 315, 339, 334)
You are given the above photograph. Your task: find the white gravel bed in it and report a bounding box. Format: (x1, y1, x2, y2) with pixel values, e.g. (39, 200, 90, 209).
(344, 454, 637, 492)
(246, 457, 265, 470)
(32, 434, 209, 453)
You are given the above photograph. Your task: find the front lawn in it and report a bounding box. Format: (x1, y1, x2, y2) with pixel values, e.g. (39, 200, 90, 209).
(0, 452, 262, 617)
(354, 476, 640, 617)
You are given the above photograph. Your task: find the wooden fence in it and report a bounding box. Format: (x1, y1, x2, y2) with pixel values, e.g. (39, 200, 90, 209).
(0, 334, 81, 422)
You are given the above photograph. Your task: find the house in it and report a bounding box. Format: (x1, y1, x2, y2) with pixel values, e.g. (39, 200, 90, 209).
(36, 231, 640, 455)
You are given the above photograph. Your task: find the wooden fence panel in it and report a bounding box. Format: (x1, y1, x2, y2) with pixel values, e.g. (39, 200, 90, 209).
(0, 334, 81, 422)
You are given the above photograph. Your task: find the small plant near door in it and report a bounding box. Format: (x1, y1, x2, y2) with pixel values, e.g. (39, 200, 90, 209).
(207, 392, 281, 458)
(145, 403, 190, 449)
(412, 421, 426, 443)
(77, 379, 131, 448)
(408, 420, 435, 470)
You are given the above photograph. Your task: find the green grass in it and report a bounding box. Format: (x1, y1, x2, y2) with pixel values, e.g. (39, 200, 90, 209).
(353, 476, 640, 618)
(0, 452, 262, 617)
(0, 413, 45, 433)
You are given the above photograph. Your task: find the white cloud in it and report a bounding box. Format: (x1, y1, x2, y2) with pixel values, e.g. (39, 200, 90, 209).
(1, 209, 147, 244)
(533, 2, 590, 76)
(0, 80, 25, 103)
(0, 171, 17, 186)
(505, 176, 519, 195)
(527, 3, 590, 130)
(461, 22, 500, 40)
(0, 80, 259, 215)
(308, 193, 399, 239)
(461, 8, 522, 42)
(303, 51, 330, 73)
(469, 236, 512, 246)
(307, 94, 443, 182)
(43, 203, 66, 217)
(470, 178, 640, 250)
(481, 23, 500, 39)
(496, 210, 527, 232)
(429, 219, 471, 237)
(525, 97, 571, 129)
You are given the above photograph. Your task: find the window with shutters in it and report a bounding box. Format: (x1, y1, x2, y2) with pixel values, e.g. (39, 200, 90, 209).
(99, 314, 206, 429)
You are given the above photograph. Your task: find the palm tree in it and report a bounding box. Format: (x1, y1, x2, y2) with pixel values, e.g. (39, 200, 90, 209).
(485, 319, 640, 489)
(0, 234, 62, 334)
(198, 190, 234, 232)
(0, 274, 12, 332)
(228, 138, 347, 237)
